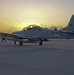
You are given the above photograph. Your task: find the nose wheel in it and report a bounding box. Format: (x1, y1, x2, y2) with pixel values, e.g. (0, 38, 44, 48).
(39, 41, 43, 45)
(14, 41, 16, 44)
(19, 41, 23, 46)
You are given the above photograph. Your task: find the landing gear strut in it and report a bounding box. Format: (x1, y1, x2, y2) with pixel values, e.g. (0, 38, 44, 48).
(14, 41, 16, 44)
(39, 38, 43, 45)
(39, 41, 43, 45)
(19, 41, 23, 46)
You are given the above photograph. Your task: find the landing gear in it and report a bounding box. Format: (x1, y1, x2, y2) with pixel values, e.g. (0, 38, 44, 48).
(14, 41, 16, 44)
(39, 38, 43, 45)
(39, 41, 43, 45)
(19, 41, 23, 46)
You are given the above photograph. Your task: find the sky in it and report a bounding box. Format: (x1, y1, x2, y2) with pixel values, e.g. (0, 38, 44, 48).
(0, 0, 74, 33)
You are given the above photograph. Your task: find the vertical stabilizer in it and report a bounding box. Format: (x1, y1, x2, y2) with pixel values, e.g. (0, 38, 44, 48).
(62, 15, 74, 32)
(68, 15, 74, 27)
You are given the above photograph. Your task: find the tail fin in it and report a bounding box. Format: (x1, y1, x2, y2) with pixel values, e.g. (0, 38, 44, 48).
(68, 15, 74, 27)
(62, 15, 74, 32)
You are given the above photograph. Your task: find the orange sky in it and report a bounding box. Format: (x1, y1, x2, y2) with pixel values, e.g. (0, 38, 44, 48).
(0, 0, 74, 33)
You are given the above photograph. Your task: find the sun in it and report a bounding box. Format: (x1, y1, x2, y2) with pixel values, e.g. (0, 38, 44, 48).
(18, 19, 41, 30)
(16, 9, 44, 29)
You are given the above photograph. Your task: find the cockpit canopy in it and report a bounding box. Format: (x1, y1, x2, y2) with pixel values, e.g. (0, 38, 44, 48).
(22, 25, 42, 31)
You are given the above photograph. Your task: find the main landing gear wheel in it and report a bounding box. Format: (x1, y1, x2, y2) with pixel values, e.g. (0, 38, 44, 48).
(14, 41, 16, 44)
(19, 41, 23, 46)
(39, 41, 43, 45)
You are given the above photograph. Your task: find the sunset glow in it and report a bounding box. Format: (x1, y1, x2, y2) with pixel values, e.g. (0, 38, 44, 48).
(0, 0, 74, 33)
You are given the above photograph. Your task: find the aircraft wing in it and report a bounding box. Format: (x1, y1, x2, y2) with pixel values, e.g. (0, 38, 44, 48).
(0, 32, 39, 40)
(0, 32, 11, 36)
(0, 32, 45, 46)
(0, 32, 26, 38)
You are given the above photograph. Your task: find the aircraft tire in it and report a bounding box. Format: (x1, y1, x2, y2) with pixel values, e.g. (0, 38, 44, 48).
(19, 41, 23, 46)
(14, 41, 16, 44)
(39, 41, 43, 45)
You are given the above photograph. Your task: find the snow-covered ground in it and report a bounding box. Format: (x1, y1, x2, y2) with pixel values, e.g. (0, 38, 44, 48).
(0, 39, 74, 75)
